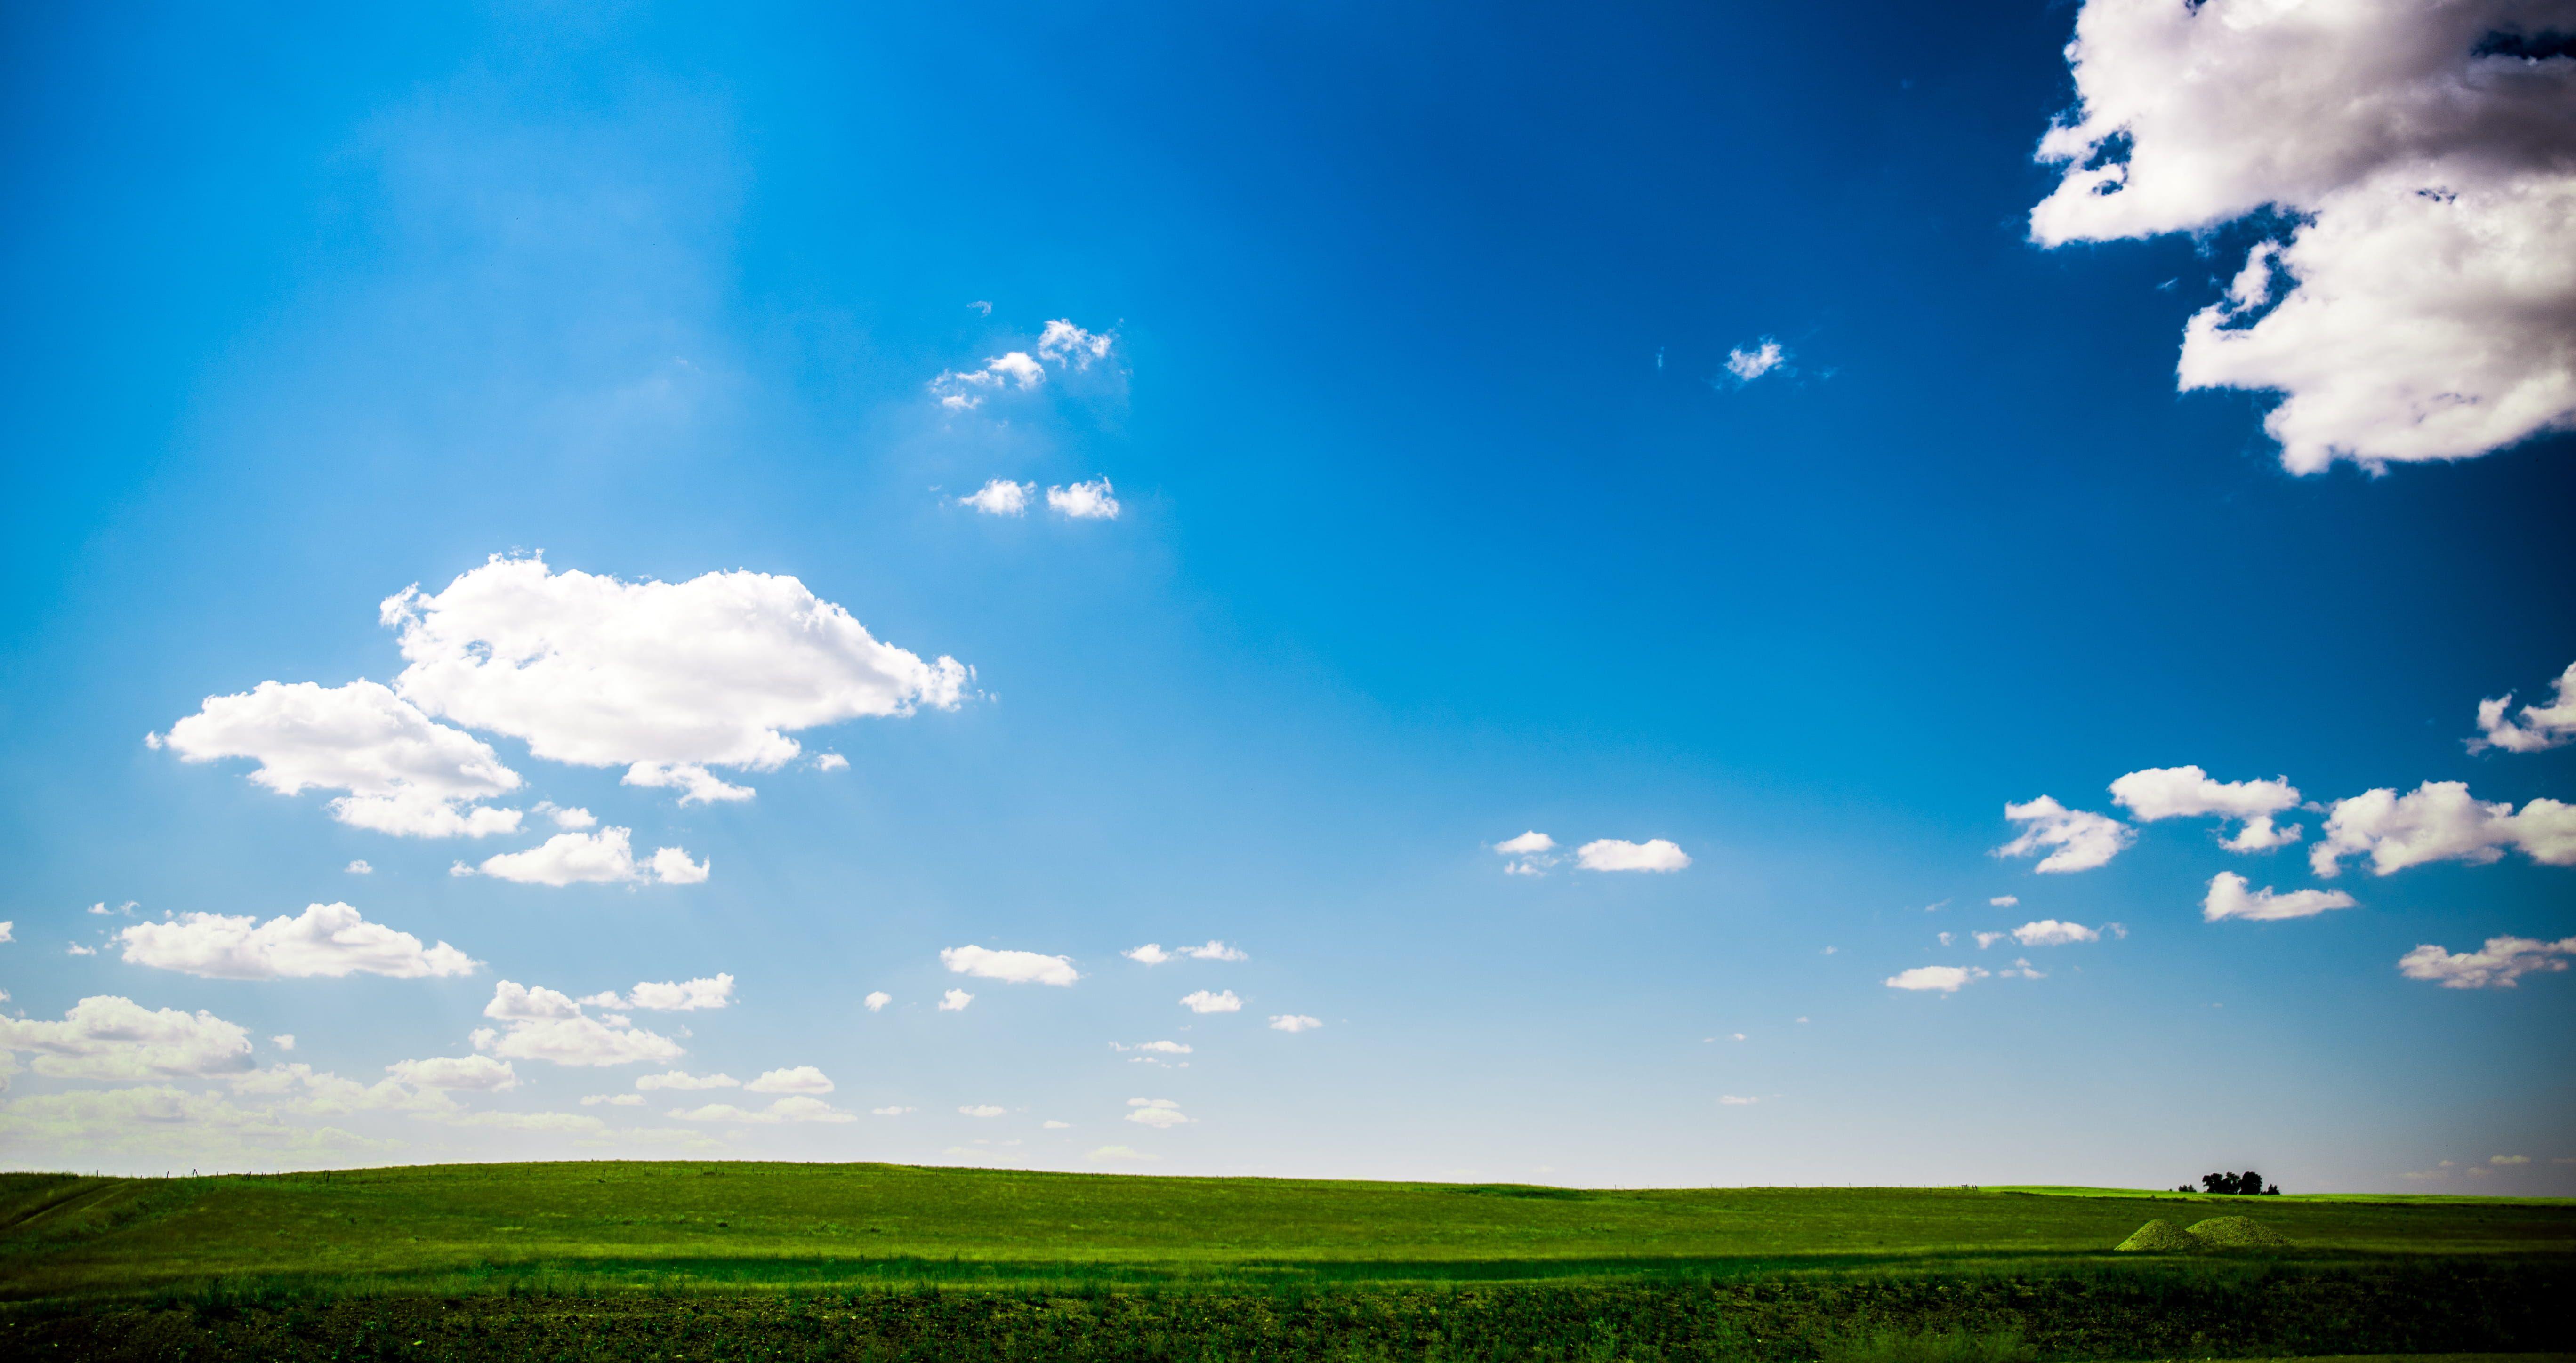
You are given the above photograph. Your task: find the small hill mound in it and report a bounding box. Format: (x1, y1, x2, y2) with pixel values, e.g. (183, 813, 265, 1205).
(2114, 1218, 2199, 1252)
(2184, 1215, 2289, 1248)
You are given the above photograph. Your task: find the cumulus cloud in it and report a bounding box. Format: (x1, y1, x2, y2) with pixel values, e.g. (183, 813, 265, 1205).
(2397, 935, 2576, 988)
(158, 680, 523, 837)
(271, 1034, 294, 1050)
(384, 1055, 518, 1091)
(1125, 1097, 1191, 1129)
(1576, 838, 1690, 872)
(1885, 966, 1986, 993)
(1088, 1144, 1156, 1162)
(813, 752, 849, 772)
(863, 991, 891, 1012)
(931, 352, 1046, 408)
(346, 860, 372, 875)
(959, 479, 1033, 516)
(746, 1066, 832, 1094)
(623, 762, 753, 805)
(472, 827, 708, 887)
(636, 1071, 739, 1090)
(941, 946, 1079, 987)
(1114, 1040, 1193, 1054)
(1989, 896, 2018, 907)
(615, 976, 735, 1011)
(670, 1096, 855, 1124)
(1723, 339, 1787, 383)
(0, 996, 253, 1080)
(958, 1104, 1007, 1118)
(115, 902, 476, 980)
(871, 1105, 913, 1116)
(938, 989, 974, 1011)
(1995, 796, 2132, 873)
(1496, 831, 1555, 855)
(1037, 319, 1115, 369)
(1719, 1094, 1762, 1106)
(2030, 0, 2576, 471)
(2202, 871, 2359, 922)
(2310, 781, 2576, 877)
(2004, 919, 2103, 947)
(1126, 940, 1247, 965)
(382, 555, 967, 800)
(1269, 1014, 1323, 1032)
(1179, 989, 1242, 1014)
(1046, 479, 1121, 520)
(2109, 766, 2304, 850)
(2472, 661, 2576, 753)
(474, 981, 683, 1067)
(582, 1093, 645, 1106)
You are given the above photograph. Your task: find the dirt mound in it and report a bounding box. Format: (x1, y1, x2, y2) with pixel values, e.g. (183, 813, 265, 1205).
(2114, 1218, 2200, 1251)
(2184, 1215, 2290, 1248)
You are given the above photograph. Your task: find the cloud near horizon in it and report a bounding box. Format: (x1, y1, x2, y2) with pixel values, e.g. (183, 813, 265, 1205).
(115, 902, 477, 980)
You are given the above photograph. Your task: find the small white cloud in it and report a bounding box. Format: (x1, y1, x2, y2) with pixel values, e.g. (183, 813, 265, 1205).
(270, 1034, 295, 1051)
(1723, 338, 1787, 383)
(2473, 663, 2576, 754)
(2397, 935, 2576, 989)
(941, 945, 1078, 986)
(0, 921, 12, 943)
(620, 976, 734, 1011)
(1885, 966, 1987, 993)
(2310, 781, 2576, 878)
(813, 752, 849, 772)
(472, 827, 709, 887)
(1177, 940, 1246, 961)
(1037, 319, 1115, 369)
(938, 988, 974, 1011)
(870, 1105, 913, 1116)
(670, 1096, 854, 1124)
(2009, 919, 2102, 947)
(1114, 1040, 1193, 1054)
(624, 762, 755, 805)
(67, 944, 97, 956)
(1268, 1014, 1323, 1033)
(2491, 1154, 2531, 1166)
(1938, 932, 1956, 947)
(1719, 1095, 1761, 1106)
(1179, 989, 1241, 1014)
(644, 845, 709, 885)
(959, 479, 1033, 516)
(1043, 1119, 1071, 1129)
(1046, 479, 1121, 520)
(1575, 838, 1690, 873)
(384, 1055, 519, 1091)
(582, 1093, 645, 1106)
(1087, 1144, 1157, 1162)
(862, 991, 891, 1012)
(1495, 831, 1556, 855)
(959, 1104, 1006, 1117)
(747, 1066, 832, 1094)
(2109, 766, 2303, 850)
(2202, 871, 2358, 923)
(931, 352, 1046, 406)
(1995, 796, 2132, 873)
(968, 300, 991, 314)
(346, 860, 373, 875)
(1123, 944, 1172, 965)
(531, 801, 598, 830)
(115, 902, 478, 980)
(475, 981, 684, 1068)
(1989, 895, 2018, 907)
(1125, 1097, 1191, 1129)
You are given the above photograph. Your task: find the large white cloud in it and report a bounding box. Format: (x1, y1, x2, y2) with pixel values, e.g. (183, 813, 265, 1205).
(1885, 966, 1986, 993)
(2109, 766, 2303, 850)
(2202, 871, 2358, 922)
(2032, 0, 2576, 472)
(2310, 781, 2576, 876)
(2398, 934, 2576, 988)
(472, 827, 707, 887)
(157, 680, 523, 837)
(115, 902, 477, 980)
(1995, 796, 2132, 873)
(382, 555, 967, 799)
(941, 946, 1079, 986)
(472, 980, 684, 1067)
(0, 996, 254, 1080)
(1576, 838, 1690, 872)
(2472, 661, 2576, 753)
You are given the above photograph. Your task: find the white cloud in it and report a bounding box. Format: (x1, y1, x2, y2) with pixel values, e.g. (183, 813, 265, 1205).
(1114, 1040, 1193, 1054)
(582, 1093, 645, 1106)
(1719, 1094, 1761, 1106)
(1995, 796, 2132, 873)
(1724, 339, 1787, 383)
(2030, 0, 2576, 472)
(114, 902, 477, 980)
(959, 479, 1033, 516)
(1037, 319, 1115, 369)
(271, 1034, 294, 1050)
(1989, 896, 2018, 907)
(1999, 957, 2047, 980)
(1179, 989, 1241, 1014)
(346, 860, 372, 875)
(1046, 479, 1121, 520)
(2493, 1154, 2531, 1166)
(871, 1105, 913, 1116)
(534, 802, 597, 830)
(1087, 1144, 1157, 1162)
(475, 980, 683, 1067)
(2472, 661, 2576, 754)
(1132, 939, 1252, 963)
(1269, 1014, 1323, 1033)
(2310, 781, 2576, 877)
(863, 991, 891, 1012)
(958, 1104, 1007, 1117)
(670, 1096, 854, 1124)
(1495, 831, 1555, 855)
(2397, 935, 2576, 989)
(2109, 765, 2303, 850)
(2201, 871, 2358, 922)
(1576, 838, 1690, 873)
(67, 944, 96, 956)
(746, 1066, 831, 1094)
(932, 351, 1048, 407)
(2008, 919, 2102, 947)
(622, 763, 754, 805)
(636, 1070, 739, 1090)
(938, 988, 974, 1011)
(0, 995, 254, 1080)
(0, 920, 11, 943)
(1044, 1119, 1071, 1129)
(159, 680, 523, 837)
(472, 827, 708, 887)
(941, 946, 1079, 986)
(1123, 944, 1173, 965)
(813, 752, 849, 772)
(384, 1055, 518, 1091)
(1885, 966, 1985, 993)
(1125, 1097, 1191, 1129)
(382, 556, 967, 798)
(620, 976, 735, 1011)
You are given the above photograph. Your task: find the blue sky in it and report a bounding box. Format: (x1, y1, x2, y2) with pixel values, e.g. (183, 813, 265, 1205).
(3, 1, 2571, 1190)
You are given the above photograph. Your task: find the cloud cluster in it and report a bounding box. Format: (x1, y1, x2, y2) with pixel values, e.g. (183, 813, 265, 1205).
(1179, 989, 1241, 1014)
(746, 1066, 832, 1094)
(1122, 941, 1247, 965)
(115, 902, 477, 980)
(2310, 781, 2576, 877)
(2202, 872, 2357, 922)
(2031, 0, 2576, 471)
(586, 976, 735, 1011)
(941, 946, 1079, 986)
(156, 680, 523, 837)
(958, 477, 1125, 521)
(1492, 832, 1690, 875)
(2397, 935, 2576, 989)
(1125, 1097, 1191, 1129)
(472, 981, 684, 1067)
(931, 319, 1117, 409)
(1723, 339, 1787, 383)
(469, 827, 708, 886)
(0, 996, 254, 1080)
(670, 1096, 854, 1124)
(1995, 796, 2132, 873)
(2109, 766, 2302, 851)
(2472, 661, 2576, 753)
(1268, 1014, 1323, 1032)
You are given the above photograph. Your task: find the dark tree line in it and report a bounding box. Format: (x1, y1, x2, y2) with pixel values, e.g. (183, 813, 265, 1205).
(2178, 1171, 2280, 1195)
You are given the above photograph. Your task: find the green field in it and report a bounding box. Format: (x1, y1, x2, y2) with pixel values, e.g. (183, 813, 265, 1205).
(4, 1162, 2570, 1360)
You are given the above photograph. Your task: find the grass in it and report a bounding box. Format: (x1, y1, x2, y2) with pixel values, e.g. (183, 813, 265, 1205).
(2, 1162, 2569, 1359)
